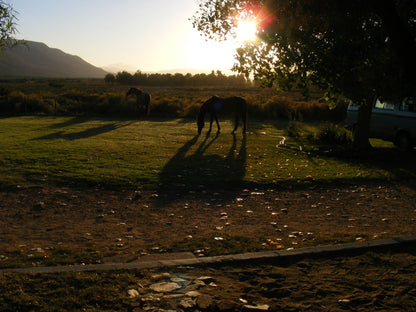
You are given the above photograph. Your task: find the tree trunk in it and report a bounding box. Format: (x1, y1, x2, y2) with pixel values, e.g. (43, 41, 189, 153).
(353, 100, 373, 150)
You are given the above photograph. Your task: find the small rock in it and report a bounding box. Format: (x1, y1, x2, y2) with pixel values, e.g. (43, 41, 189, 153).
(243, 304, 270, 311)
(186, 290, 201, 297)
(193, 279, 206, 287)
(197, 276, 215, 284)
(180, 297, 196, 309)
(151, 272, 171, 280)
(197, 294, 213, 309)
(140, 294, 161, 302)
(127, 289, 139, 298)
(338, 299, 351, 306)
(251, 191, 264, 195)
(149, 282, 181, 293)
(171, 277, 188, 283)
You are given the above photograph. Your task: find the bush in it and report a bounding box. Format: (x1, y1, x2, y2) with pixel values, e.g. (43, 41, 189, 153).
(264, 96, 292, 119)
(150, 99, 182, 118)
(317, 123, 353, 146)
(286, 121, 302, 138)
(26, 94, 54, 113)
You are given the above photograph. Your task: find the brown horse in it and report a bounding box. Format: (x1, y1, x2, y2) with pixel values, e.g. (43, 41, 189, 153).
(197, 96, 247, 134)
(126, 87, 150, 116)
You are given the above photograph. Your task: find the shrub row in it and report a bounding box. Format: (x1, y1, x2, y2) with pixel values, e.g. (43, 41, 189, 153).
(0, 90, 348, 122)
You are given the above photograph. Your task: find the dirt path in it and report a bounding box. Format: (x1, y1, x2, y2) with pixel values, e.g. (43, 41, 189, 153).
(1, 181, 415, 268)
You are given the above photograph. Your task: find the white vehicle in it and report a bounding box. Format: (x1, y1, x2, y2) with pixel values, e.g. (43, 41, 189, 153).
(347, 97, 416, 151)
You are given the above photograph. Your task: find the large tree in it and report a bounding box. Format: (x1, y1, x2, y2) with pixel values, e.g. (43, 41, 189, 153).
(0, 1, 17, 54)
(192, 0, 416, 149)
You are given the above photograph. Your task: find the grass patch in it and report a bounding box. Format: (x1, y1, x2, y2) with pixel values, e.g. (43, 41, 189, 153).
(170, 233, 266, 256)
(0, 271, 138, 311)
(0, 116, 415, 190)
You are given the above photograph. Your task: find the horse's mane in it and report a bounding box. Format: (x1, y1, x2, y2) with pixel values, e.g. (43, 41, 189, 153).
(127, 87, 142, 96)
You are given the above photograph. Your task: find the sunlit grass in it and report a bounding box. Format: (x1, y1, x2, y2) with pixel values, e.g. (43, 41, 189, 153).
(0, 116, 414, 189)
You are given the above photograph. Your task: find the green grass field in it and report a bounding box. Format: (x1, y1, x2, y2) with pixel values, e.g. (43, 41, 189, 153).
(1, 116, 415, 189)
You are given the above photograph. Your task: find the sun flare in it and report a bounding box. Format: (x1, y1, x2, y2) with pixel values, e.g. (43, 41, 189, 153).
(235, 20, 258, 42)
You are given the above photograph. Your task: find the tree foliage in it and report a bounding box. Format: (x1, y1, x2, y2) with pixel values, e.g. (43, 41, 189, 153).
(111, 70, 249, 87)
(192, 0, 416, 148)
(0, 1, 17, 53)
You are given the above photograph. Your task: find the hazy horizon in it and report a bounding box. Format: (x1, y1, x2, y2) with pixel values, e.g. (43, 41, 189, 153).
(11, 0, 242, 74)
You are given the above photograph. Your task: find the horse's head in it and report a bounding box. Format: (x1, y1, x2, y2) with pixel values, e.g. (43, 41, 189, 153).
(197, 114, 205, 134)
(126, 88, 141, 97)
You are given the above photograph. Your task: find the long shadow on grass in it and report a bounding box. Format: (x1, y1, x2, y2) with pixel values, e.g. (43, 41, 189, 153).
(31, 121, 135, 141)
(156, 132, 246, 206)
(47, 116, 90, 129)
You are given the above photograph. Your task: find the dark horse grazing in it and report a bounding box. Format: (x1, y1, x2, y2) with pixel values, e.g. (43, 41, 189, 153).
(197, 96, 247, 134)
(126, 87, 150, 116)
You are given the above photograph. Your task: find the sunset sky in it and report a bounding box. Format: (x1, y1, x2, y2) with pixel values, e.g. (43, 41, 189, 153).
(11, 0, 244, 73)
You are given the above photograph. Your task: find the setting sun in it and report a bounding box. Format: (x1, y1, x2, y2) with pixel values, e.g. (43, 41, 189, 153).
(235, 20, 258, 42)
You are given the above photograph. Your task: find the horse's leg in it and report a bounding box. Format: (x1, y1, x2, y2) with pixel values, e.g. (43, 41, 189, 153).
(232, 112, 239, 134)
(208, 113, 213, 133)
(146, 94, 150, 116)
(242, 109, 247, 133)
(214, 113, 220, 133)
(240, 104, 247, 133)
(136, 96, 141, 116)
(145, 99, 149, 116)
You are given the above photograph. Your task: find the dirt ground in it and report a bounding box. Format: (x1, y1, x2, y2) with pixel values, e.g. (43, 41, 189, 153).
(1, 181, 416, 311)
(0, 181, 415, 265)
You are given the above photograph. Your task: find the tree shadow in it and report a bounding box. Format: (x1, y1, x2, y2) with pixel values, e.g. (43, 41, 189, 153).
(32, 121, 135, 141)
(156, 132, 247, 206)
(268, 120, 416, 189)
(294, 145, 416, 190)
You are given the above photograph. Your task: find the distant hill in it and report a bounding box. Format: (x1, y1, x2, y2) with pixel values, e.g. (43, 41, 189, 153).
(0, 40, 107, 78)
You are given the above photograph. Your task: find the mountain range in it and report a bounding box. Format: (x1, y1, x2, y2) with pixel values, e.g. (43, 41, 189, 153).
(0, 40, 108, 78)
(0, 40, 233, 78)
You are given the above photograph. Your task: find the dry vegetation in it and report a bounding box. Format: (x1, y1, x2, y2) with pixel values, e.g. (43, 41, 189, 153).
(0, 78, 348, 121)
